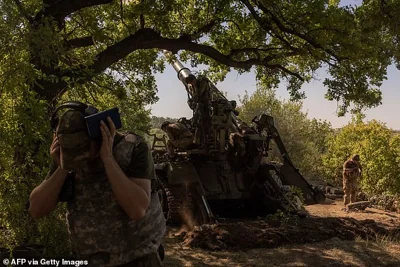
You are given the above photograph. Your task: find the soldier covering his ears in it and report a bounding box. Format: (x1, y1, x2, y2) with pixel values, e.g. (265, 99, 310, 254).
(27, 104, 166, 267)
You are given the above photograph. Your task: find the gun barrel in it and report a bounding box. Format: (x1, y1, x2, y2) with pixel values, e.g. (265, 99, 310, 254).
(162, 50, 196, 86)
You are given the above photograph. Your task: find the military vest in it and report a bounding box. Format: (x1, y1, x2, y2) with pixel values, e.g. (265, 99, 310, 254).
(66, 133, 166, 266)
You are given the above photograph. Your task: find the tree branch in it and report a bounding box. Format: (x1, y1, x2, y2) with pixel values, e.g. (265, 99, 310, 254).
(239, 0, 299, 52)
(224, 19, 247, 39)
(189, 19, 219, 40)
(254, 1, 342, 62)
(240, 0, 345, 64)
(229, 47, 300, 59)
(34, 0, 113, 24)
(120, 0, 132, 34)
(140, 14, 145, 29)
(88, 28, 304, 80)
(65, 36, 95, 49)
(35, 24, 305, 102)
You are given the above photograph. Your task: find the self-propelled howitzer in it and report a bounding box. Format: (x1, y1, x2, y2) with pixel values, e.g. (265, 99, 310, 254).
(163, 50, 243, 151)
(152, 51, 325, 227)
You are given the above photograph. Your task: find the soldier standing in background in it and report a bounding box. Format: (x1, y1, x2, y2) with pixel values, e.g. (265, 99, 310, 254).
(342, 154, 362, 205)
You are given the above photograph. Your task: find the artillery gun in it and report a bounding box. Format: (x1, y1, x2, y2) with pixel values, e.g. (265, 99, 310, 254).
(153, 51, 325, 226)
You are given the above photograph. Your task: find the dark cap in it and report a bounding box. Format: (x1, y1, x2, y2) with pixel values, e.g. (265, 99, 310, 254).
(56, 110, 92, 170)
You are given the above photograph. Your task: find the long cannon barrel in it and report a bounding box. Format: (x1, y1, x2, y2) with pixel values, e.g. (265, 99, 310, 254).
(163, 50, 196, 96)
(162, 50, 248, 131)
(163, 51, 231, 102)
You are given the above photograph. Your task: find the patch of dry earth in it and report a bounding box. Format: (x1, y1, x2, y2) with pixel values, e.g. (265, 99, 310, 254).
(163, 200, 400, 266)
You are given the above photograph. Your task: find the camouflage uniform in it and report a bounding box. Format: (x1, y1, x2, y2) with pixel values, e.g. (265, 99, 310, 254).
(342, 155, 362, 205)
(49, 110, 166, 267)
(161, 122, 193, 156)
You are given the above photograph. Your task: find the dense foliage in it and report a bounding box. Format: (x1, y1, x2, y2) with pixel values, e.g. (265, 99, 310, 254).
(237, 85, 334, 180)
(238, 84, 400, 197)
(1, 0, 399, 113)
(322, 120, 400, 196)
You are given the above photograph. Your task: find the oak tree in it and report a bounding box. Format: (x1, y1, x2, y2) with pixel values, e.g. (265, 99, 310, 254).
(1, 0, 398, 111)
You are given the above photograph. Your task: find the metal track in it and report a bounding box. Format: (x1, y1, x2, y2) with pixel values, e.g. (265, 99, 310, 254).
(158, 176, 194, 225)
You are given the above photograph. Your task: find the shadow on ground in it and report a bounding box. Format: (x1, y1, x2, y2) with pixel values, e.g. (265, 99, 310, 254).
(164, 238, 400, 267)
(162, 203, 400, 267)
(176, 216, 400, 251)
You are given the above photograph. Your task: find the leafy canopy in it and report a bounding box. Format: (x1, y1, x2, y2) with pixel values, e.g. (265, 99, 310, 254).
(0, 0, 399, 113)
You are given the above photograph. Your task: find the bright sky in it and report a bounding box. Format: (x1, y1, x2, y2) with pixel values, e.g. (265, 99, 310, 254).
(148, 0, 400, 130)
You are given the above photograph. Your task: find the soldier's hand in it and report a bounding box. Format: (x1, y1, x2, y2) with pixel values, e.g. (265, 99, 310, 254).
(100, 117, 116, 161)
(50, 134, 61, 167)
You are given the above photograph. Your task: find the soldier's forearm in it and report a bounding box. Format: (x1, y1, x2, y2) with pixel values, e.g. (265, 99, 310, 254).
(103, 157, 150, 221)
(28, 167, 68, 218)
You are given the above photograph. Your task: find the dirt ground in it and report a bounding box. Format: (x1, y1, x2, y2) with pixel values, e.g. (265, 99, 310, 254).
(163, 200, 400, 267)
